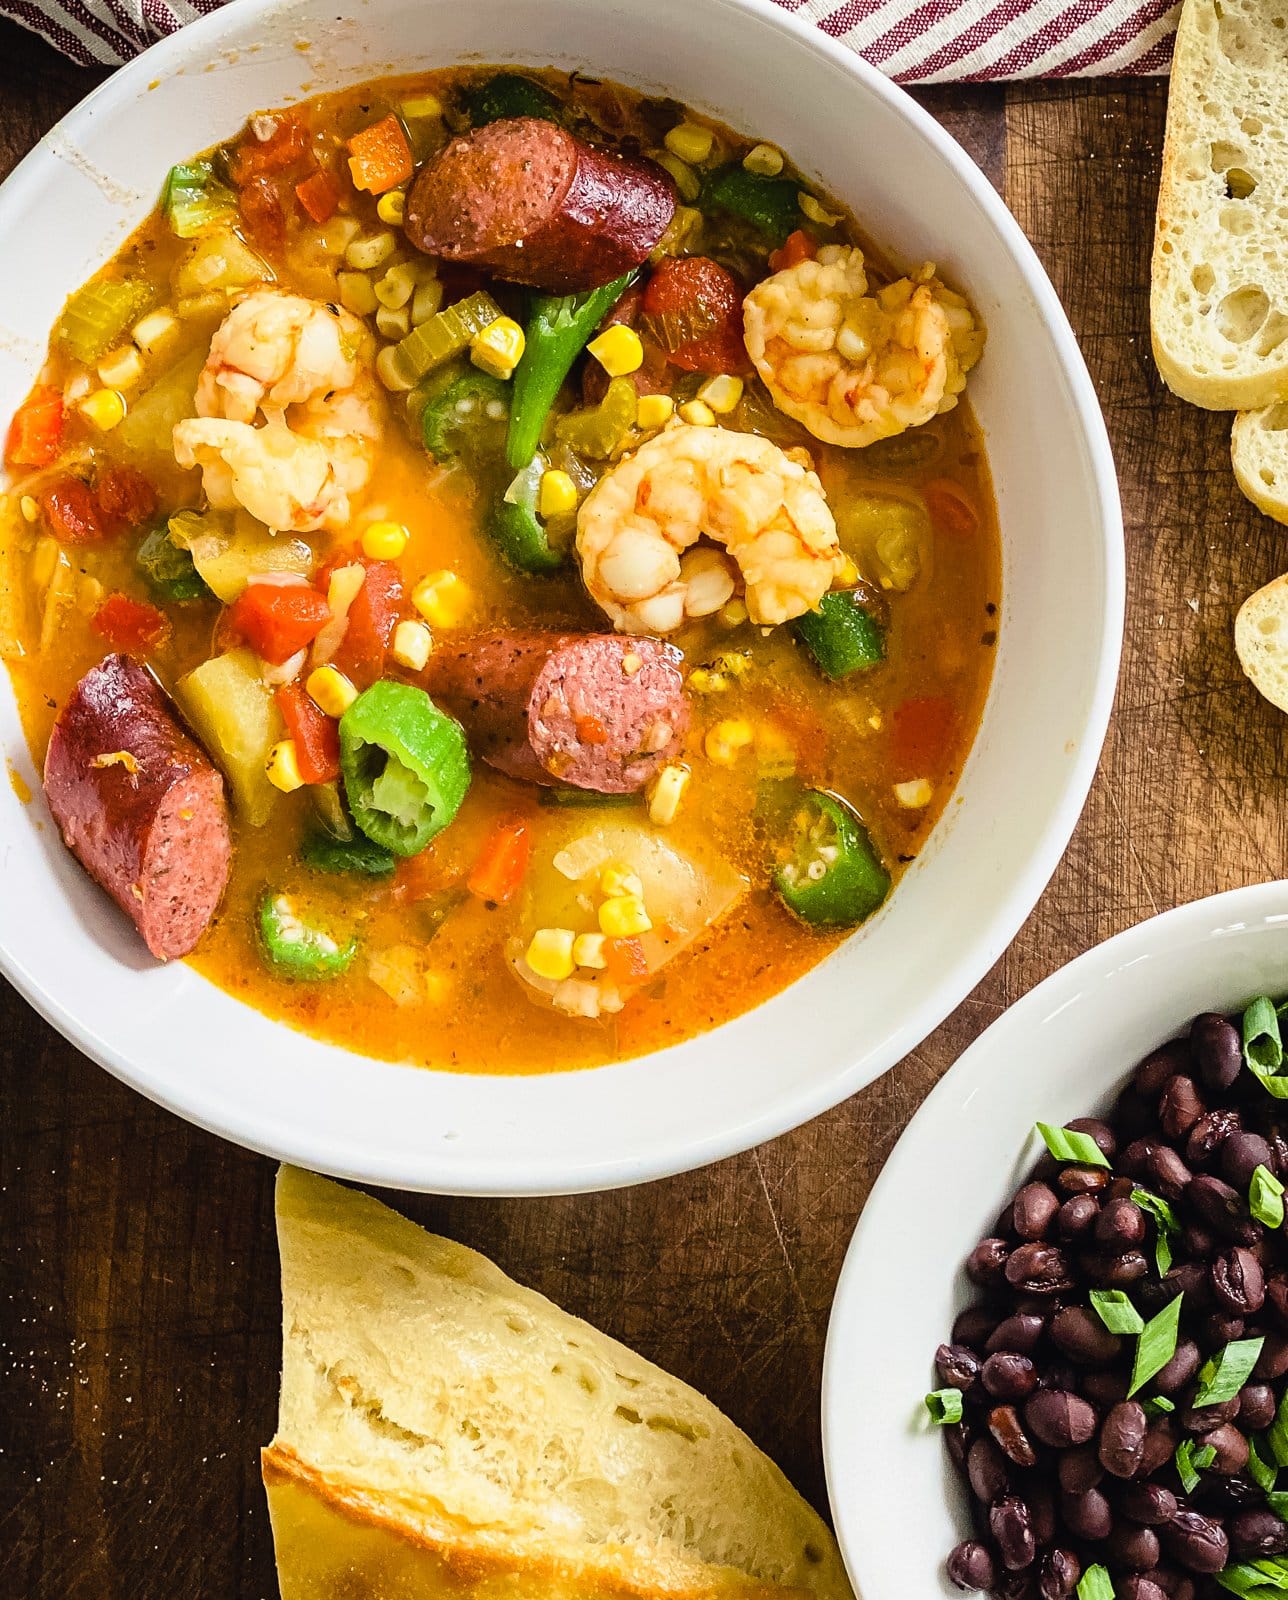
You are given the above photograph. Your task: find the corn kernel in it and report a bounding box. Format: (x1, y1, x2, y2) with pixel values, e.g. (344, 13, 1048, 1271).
(391, 618, 433, 672)
(697, 374, 744, 414)
(837, 555, 860, 587)
(376, 189, 407, 227)
(376, 344, 414, 392)
(743, 142, 784, 177)
(637, 393, 675, 431)
(894, 778, 934, 809)
(361, 520, 410, 561)
(19, 495, 39, 524)
(525, 927, 577, 981)
(665, 121, 714, 166)
(719, 597, 749, 628)
(78, 389, 125, 432)
(266, 739, 304, 793)
(599, 861, 644, 900)
(470, 316, 526, 380)
(799, 191, 844, 227)
(678, 399, 716, 427)
(687, 667, 727, 695)
(319, 215, 362, 255)
(411, 274, 444, 327)
(131, 308, 179, 355)
(587, 324, 644, 378)
(374, 259, 417, 310)
(704, 717, 754, 765)
(755, 725, 796, 779)
(538, 469, 578, 518)
(653, 150, 702, 203)
(572, 932, 608, 970)
(412, 570, 470, 629)
(599, 895, 652, 938)
(337, 270, 379, 317)
(97, 345, 145, 391)
(401, 92, 443, 120)
(647, 764, 689, 826)
(306, 665, 358, 718)
(345, 231, 397, 271)
(375, 303, 411, 342)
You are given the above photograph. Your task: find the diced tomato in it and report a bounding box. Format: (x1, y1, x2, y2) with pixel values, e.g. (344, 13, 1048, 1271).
(769, 229, 817, 272)
(231, 115, 310, 184)
(226, 582, 332, 665)
(275, 682, 341, 785)
(346, 114, 414, 195)
(6, 387, 65, 468)
(238, 175, 287, 255)
(40, 476, 104, 543)
(466, 817, 532, 905)
(93, 593, 171, 653)
(295, 168, 341, 224)
(604, 936, 649, 987)
(923, 478, 981, 539)
(93, 464, 157, 534)
(640, 256, 750, 375)
(329, 557, 404, 688)
(891, 696, 956, 777)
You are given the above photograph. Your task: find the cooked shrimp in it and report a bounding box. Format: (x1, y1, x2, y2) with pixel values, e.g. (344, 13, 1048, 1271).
(576, 422, 843, 633)
(742, 245, 984, 450)
(172, 289, 382, 534)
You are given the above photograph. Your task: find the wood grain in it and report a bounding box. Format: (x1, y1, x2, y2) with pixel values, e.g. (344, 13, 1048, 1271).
(1, 29, 1285, 1598)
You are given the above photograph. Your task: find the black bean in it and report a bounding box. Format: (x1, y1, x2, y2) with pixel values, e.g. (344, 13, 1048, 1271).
(968, 1237, 1012, 1286)
(1058, 1166, 1109, 1196)
(947, 1539, 998, 1591)
(1187, 1175, 1260, 1245)
(1160, 1510, 1229, 1574)
(1051, 1305, 1121, 1365)
(1256, 1332, 1288, 1380)
(983, 1352, 1039, 1401)
(956, 1305, 1005, 1346)
(1122, 1140, 1161, 1181)
(1061, 1486, 1113, 1540)
(1040, 1360, 1081, 1394)
(947, 1421, 971, 1470)
(1222, 1131, 1275, 1191)
(968, 1436, 1010, 1502)
(1139, 1419, 1179, 1475)
(1162, 1262, 1211, 1310)
(1108, 1523, 1162, 1572)
(937, 1343, 983, 1393)
(1239, 1383, 1277, 1430)
(1066, 1117, 1118, 1160)
(1148, 1144, 1193, 1199)
(1203, 1421, 1249, 1475)
(1179, 1221, 1216, 1258)
(1160, 1076, 1205, 1139)
(990, 1497, 1037, 1571)
(1153, 1338, 1201, 1396)
(1083, 1369, 1130, 1406)
(1057, 1445, 1104, 1493)
(1266, 1274, 1288, 1330)
(1185, 1109, 1240, 1168)
(1230, 1508, 1288, 1560)
(1192, 1013, 1243, 1091)
(1013, 1181, 1061, 1241)
(987, 1312, 1047, 1355)
(1025, 1389, 1097, 1448)
(1098, 1249, 1150, 1287)
(1057, 1195, 1100, 1240)
(1136, 1041, 1187, 1096)
(1118, 1579, 1168, 1600)
(989, 1404, 1039, 1467)
(1151, 1570, 1195, 1600)
(1006, 1242, 1075, 1294)
(996, 1574, 1039, 1600)
(1211, 1246, 1265, 1314)
(1095, 1197, 1148, 1249)
(1180, 1396, 1239, 1434)
(1200, 1312, 1246, 1348)
(1038, 1548, 1080, 1600)
(1098, 1399, 1148, 1477)
(1119, 1482, 1178, 1525)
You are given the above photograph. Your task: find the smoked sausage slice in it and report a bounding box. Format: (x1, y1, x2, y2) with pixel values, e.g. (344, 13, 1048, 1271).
(404, 117, 676, 292)
(43, 654, 232, 960)
(422, 631, 688, 793)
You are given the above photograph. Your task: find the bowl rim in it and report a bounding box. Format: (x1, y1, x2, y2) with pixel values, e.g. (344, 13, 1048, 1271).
(819, 880, 1288, 1597)
(0, 0, 1124, 1194)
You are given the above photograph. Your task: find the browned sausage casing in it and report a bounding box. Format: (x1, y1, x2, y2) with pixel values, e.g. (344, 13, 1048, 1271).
(422, 631, 688, 793)
(404, 117, 677, 292)
(43, 654, 232, 961)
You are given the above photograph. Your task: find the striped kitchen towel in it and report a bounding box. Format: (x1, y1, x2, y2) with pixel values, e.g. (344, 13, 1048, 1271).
(0, 0, 1183, 77)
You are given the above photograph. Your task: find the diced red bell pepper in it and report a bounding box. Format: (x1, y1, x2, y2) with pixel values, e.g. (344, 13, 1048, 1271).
(346, 114, 414, 195)
(275, 682, 341, 785)
(6, 387, 65, 468)
(640, 256, 750, 375)
(923, 478, 981, 539)
(466, 817, 532, 905)
(40, 476, 105, 543)
(226, 582, 332, 665)
(769, 229, 818, 272)
(327, 557, 404, 688)
(238, 175, 287, 255)
(93, 593, 171, 653)
(604, 936, 649, 987)
(231, 115, 310, 183)
(93, 464, 157, 534)
(891, 696, 956, 777)
(295, 168, 341, 224)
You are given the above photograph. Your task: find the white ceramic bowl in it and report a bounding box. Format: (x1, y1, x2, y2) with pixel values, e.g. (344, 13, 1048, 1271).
(0, 0, 1122, 1195)
(823, 882, 1288, 1598)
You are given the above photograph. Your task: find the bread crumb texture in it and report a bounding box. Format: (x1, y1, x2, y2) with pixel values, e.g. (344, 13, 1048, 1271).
(1152, 0, 1288, 408)
(263, 1167, 854, 1600)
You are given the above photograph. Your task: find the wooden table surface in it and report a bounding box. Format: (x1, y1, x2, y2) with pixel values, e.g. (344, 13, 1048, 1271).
(2, 24, 1283, 1597)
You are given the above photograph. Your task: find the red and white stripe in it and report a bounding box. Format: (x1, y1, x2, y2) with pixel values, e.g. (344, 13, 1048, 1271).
(0, 0, 1181, 78)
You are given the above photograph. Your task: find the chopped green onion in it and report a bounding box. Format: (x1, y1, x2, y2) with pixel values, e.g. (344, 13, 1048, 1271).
(1269, 1390, 1288, 1468)
(1252, 1164, 1287, 1229)
(1089, 1289, 1144, 1335)
(1077, 1565, 1115, 1600)
(1218, 1562, 1288, 1597)
(1131, 1187, 1179, 1275)
(924, 1388, 963, 1425)
(1268, 1493, 1288, 1525)
(1035, 1121, 1111, 1169)
(1175, 1438, 1217, 1493)
(1194, 1338, 1266, 1407)
(1250, 1435, 1280, 1494)
(163, 159, 237, 239)
(1245, 996, 1288, 1097)
(1142, 1395, 1175, 1415)
(1128, 1292, 1183, 1397)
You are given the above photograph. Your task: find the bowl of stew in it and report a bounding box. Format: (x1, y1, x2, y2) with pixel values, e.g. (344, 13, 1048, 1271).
(0, 0, 1122, 1194)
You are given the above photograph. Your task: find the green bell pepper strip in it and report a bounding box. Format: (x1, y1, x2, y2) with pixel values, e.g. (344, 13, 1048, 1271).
(466, 73, 563, 126)
(135, 523, 212, 602)
(793, 591, 885, 679)
(258, 892, 357, 980)
(421, 369, 511, 462)
(505, 272, 637, 470)
(487, 456, 565, 574)
(774, 789, 890, 927)
(701, 166, 801, 246)
(300, 829, 397, 877)
(339, 681, 471, 856)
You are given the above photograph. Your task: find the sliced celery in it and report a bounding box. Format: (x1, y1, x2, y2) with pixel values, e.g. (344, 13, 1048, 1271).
(393, 290, 502, 382)
(55, 278, 155, 365)
(164, 160, 238, 240)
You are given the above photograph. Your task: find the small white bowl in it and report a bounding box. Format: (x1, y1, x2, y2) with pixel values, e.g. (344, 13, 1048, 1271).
(823, 882, 1288, 1599)
(0, 0, 1121, 1195)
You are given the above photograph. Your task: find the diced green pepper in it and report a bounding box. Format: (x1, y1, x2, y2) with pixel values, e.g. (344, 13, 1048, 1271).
(259, 892, 357, 980)
(487, 456, 565, 574)
(135, 524, 212, 602)
(465, 73, 563, 126)
(506, 272, 636, 470)
(701, 166, 801, 246)
(552, 376, 637, 460)
(301, 829, 397, 877)
(421, 369, 511, 462)
(339, 681, 471, 856)
(793, 591, 885, 679)
(774, 789, 890, 928)
(163, 160, 237, 239)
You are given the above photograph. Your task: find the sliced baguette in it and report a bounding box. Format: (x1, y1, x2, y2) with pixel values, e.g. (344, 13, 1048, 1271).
(1232, 402, 1288, 521)
(1236, 572, 1288, 712)
(1152, 0, 1288, 408)
(262, 1167, 854, 1600)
